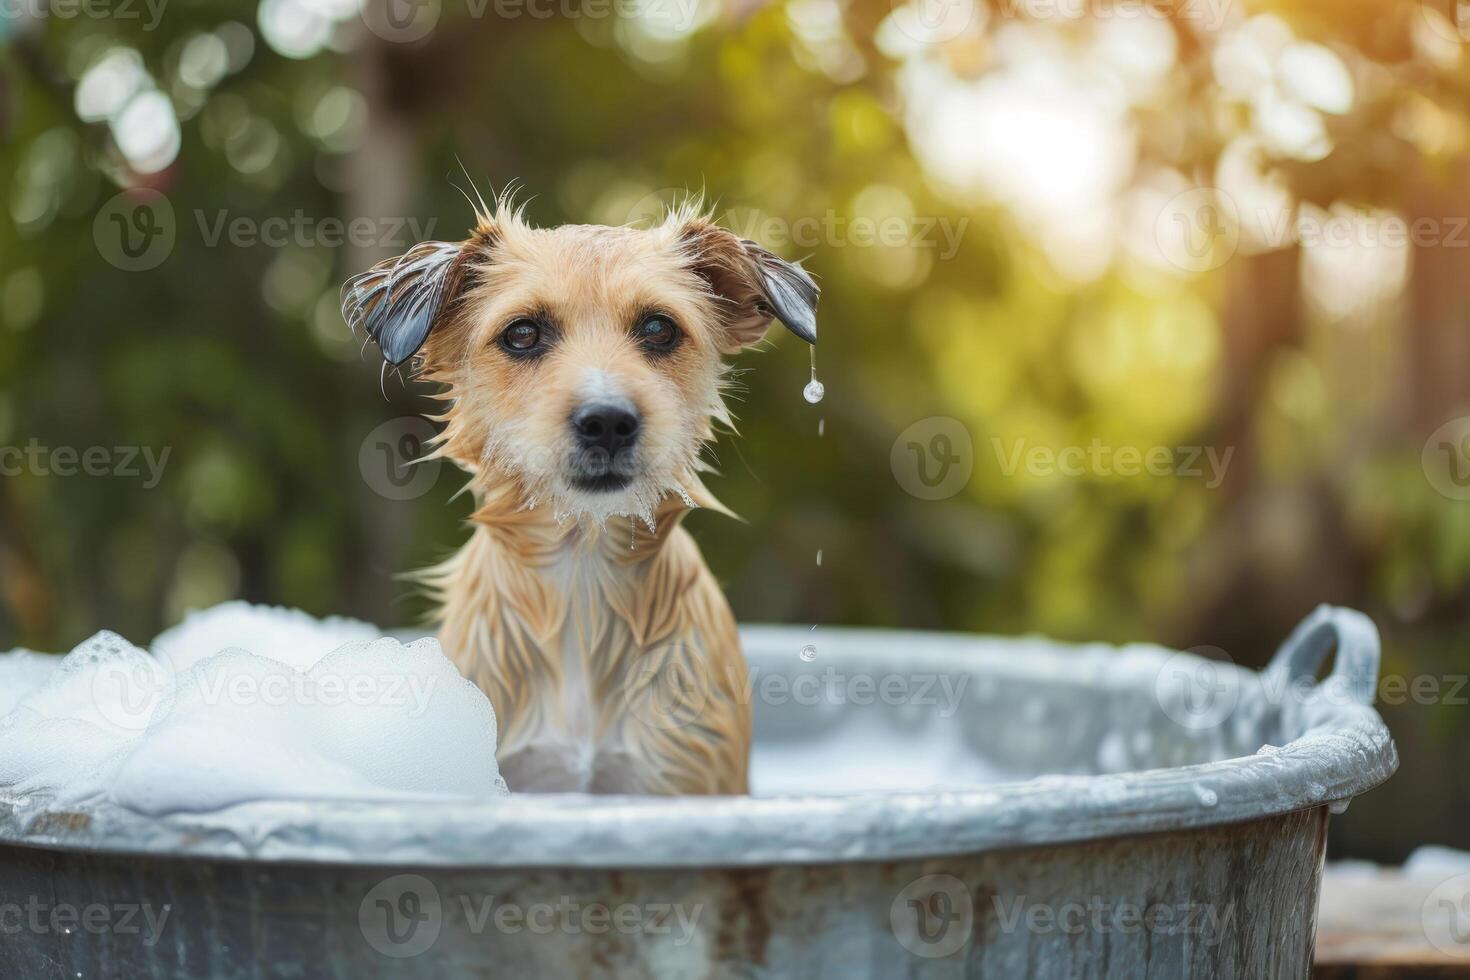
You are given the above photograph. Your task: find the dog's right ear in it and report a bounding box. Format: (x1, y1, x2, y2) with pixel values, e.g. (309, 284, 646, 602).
(673, 218, 819, 353)
(341, 238, 481, 367)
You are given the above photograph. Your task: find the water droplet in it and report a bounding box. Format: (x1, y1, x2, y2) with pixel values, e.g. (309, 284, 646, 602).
(799, 644, 817, 662)
(1192, 783, 1218, 807)
(1329, 798, 1351, 815)
(803, 346, 824, 404)
(1096, 731, 1128, 772)
(815, 549, 823, 567)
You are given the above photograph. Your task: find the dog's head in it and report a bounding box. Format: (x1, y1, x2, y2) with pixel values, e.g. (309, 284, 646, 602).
(342, 202, 818, 523)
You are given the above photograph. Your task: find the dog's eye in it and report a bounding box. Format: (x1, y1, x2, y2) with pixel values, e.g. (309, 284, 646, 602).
(635, 314, 678, 352)
(500, 319, 542, 354)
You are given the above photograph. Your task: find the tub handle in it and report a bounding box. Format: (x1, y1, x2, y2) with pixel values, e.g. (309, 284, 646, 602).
(1267, 605, 1381, 707)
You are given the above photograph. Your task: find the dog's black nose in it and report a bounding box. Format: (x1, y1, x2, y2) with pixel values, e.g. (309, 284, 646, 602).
(571, 404, 640, 453)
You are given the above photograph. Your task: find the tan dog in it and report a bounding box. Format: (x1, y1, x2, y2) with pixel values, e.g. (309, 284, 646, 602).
(342, 199, 818, 795)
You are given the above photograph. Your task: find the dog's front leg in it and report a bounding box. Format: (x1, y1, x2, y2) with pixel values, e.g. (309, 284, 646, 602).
(498, 741, 591, 793)
(606, 636, 751, 795)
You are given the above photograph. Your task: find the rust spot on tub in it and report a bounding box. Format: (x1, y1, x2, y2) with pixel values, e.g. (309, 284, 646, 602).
(25, 810, 90, 835)
(970, 882, 998, 946)
(714, 869, 773, 966)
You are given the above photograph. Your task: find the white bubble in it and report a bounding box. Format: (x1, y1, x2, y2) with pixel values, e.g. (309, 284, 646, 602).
(75, 48, 150, 123)
(111, 91, 181, 174)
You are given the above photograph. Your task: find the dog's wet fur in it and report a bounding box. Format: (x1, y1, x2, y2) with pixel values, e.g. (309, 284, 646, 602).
(343, 198, 818, 794)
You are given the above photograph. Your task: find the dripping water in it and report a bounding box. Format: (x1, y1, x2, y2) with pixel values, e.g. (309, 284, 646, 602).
(802, 346, 824, 404)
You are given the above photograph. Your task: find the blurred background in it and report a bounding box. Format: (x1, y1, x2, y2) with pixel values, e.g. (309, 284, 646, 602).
(1, 0, 1467, 859)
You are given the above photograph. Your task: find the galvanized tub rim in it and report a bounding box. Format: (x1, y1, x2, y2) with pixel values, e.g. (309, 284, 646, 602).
(0, 606, 1398, 869)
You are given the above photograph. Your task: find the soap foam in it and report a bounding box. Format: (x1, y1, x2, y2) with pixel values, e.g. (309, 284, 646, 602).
(0, 603, 507, 814)
(0, 649, 60, 718)
(151, 600, 381, 673)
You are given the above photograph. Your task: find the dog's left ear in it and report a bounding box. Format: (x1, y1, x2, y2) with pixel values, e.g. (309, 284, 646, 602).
(341, 238, 481, 366)
(676, 220, 819, 352)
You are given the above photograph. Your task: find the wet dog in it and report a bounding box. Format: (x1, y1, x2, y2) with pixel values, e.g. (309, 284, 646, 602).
(342, 199, 818, 794)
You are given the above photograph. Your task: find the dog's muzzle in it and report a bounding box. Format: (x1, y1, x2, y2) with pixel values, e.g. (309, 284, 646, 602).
(568, 402, 640, 491)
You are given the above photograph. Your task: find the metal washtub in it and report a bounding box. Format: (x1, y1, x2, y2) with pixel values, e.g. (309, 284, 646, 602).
(0, 606, 1397, 978)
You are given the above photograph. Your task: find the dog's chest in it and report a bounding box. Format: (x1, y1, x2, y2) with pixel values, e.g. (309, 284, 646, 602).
(438, 520, 741, 794)
(521, 546, 648, 789)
